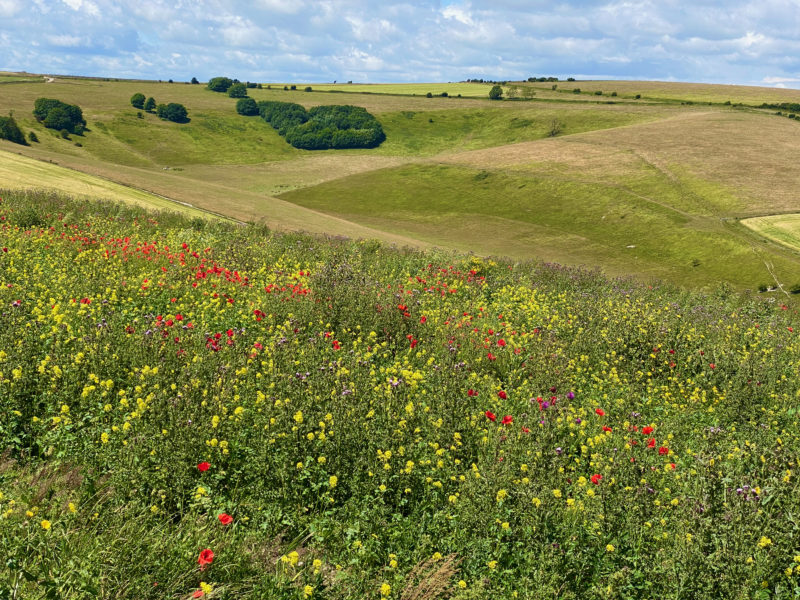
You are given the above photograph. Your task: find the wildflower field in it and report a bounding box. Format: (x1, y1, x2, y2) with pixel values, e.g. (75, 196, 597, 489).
(1, 190, 799, 600)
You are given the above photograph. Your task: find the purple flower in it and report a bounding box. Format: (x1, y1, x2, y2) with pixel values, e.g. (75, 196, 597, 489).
(567, 392, 575, 400)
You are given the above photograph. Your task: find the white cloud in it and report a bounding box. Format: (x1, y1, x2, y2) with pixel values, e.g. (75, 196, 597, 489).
(442, 5, 474, 25)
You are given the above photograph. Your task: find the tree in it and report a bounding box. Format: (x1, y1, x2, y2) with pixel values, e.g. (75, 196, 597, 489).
(144, 97, 156, 112)
(191, 77, 200, 84)
(0, 115, 26, 145)
(228, 83, 248, 98)
(488, 85, 503, 100)
(506, 85, 519, 99)
(130, 93, 146, 109)
(157, 103, 189, 123)
(236, 97, 259, 116)
(207, 77, 234, 93)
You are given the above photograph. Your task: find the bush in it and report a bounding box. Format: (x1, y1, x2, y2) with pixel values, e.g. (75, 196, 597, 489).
(304, 86, 312, 92)
(130, 93, 145, 109)
(28, 130, 38, 143)
(144, 97, 156, 112)
(191, 77, 199, 85)
(246, 82, 257, 89)
(488, 85, 503, 100)
(33, 98, 85, 134)
(235, 97, 259, 116)
(572, 88, 581, 94)
(207, 77, 234, 93)
(290, 85, 297, 90)
(228, 83, 247, 98)
(0, 115, 26, 145)
(156, 103, 189, 123)
(594, 90, 603, 95)
(611, 91, 617, 97)
(635, 94, 641, 99)
(426, 92, 433, 98)
(60, 128, 70, 139)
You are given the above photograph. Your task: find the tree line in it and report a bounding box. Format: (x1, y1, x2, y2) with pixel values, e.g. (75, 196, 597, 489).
(130, 93, 188, 123)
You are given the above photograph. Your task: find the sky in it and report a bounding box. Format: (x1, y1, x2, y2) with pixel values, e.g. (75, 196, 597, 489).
(1, 0, 799, 88)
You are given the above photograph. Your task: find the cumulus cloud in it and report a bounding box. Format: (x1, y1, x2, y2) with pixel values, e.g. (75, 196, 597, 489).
(1, 0, 798, 88)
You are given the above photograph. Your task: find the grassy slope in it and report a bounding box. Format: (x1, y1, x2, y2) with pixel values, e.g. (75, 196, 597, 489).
(2, 75, 800, 292)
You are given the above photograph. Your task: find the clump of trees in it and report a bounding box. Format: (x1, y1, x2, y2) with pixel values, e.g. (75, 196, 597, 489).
(33, 98, 86, 134)
(207, 77, 235, 93)
(488, 85, 503, 100)
(228, 83, 248, 98)
(155, 103, 189, 123)
(0, 115, 26, 145)
(254, 101, 385, 150)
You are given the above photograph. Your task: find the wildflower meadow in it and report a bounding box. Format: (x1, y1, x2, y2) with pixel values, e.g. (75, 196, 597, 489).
(0, 190, 799, 599)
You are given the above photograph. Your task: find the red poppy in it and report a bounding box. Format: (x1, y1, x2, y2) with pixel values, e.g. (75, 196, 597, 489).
(198, 548, 214, 568)
(591, 474, 603, 485)
(468, 389, 478, 397)
(642, 426, 654, 435)
(595, 408, 605, 416)
(521, 426, 530, 433)
(647, 438, 656, 448)
(501, 415, 513, 425)
(709, 363, 716, 369)
(218, 513, 233, 526)
(193, 591, 204, 599)
(497, 339, 506, 347)
(498, 390, 507, 400)
(485, 411, 497, 422)
(602, 425, 612, 432)
(658, 446, 669, 455)
(197, 462, 210, 472)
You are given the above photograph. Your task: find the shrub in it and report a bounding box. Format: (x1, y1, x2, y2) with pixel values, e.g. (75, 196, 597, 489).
(28, 130, 38, 143)
(0, 115, 26, 145)
(246, 82, 257, 89)
(191, 77, 199, 84)
(440, 92, 448, 97)
(426, 92, 433, 98)
(235, 97, 259, 116)
(130, 93, 145, 109)
(33, 98, 85, 134)
(594, 90, 603, 95)
(488, 85, 503, 100)
(635, 94, 641, 99)
(144, 97, 156, 112)
(567, 77, 575, 81)
(228, 83, 248, 98)
(304, 86, 312, 92)
(573, 88, 581, 94)
(290, 85, 297, 90)
(60, 128, 70, 139)
(611, 91, 617, 97)
(207, 77, 234, 93)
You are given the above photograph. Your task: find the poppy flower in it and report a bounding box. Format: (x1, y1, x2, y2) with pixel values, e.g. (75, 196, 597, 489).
(591, 474, 603, 485)
(647, 438, 656, 448)
(197, 462, 210, 472)
(218, 513, 233, 526)
(498, 390, 507, 400)
(602, 425, 612, 432)
(198, 548, 214, 568)
(193, 591, 204, 599)
(485, 411, 497, 422)
(595, 408, 605, 416)
(501, 415, 513, 425)
(642, 426, 654, 435)
(658, 446, 669, 455)
(468, 389, 478, 397)
(521, 426, 530, 433)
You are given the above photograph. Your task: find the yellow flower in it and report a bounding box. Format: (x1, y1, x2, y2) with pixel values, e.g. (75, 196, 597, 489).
(329, 475, 338, 488)
(40, 519, 51, 530)
(303, 584, 314, 597)
(758, 536, 772, 549)
(488, 560, 497, 569)
(68, 502, 77, 513)
(432, 552, 442, 561)
(380, 583, 391, 597)
(552, 489, 562, 498)
(458, 580, 467, 589)
(200, 582, 213, 594)
(606, 544, 615, 552)
(496, 489, 508, 502)
(532, 497, 541, 507)
(294, 410, 303, 424)
(100, 432, 109, 444)
(501, 522, 510, 530)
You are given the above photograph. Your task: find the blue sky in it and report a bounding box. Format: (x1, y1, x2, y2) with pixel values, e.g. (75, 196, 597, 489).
(1, 0, 799, 87)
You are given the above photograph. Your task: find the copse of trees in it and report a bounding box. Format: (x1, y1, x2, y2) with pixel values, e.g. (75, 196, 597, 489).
(0, 115, 26, 145)
(254, 101, 385, 150)
(130, 93, 146, 109)
(155, 103, 189, 123)
(488, 85, 503, 100)
(207, 77, 234, 93)
(33, 98, 86, 134)
(144, 97, 156, 112)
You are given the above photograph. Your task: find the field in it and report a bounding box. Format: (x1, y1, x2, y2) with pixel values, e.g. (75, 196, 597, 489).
(2, 190, 800, 599)
(2, 74, 800, 295)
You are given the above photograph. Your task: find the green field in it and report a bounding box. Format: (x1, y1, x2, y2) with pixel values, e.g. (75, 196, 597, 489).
(300, 82, 496, 97)
(2, 74, 800, 293)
